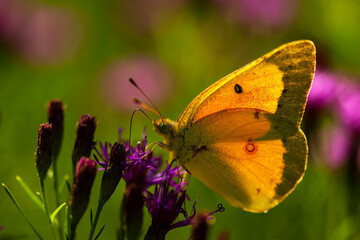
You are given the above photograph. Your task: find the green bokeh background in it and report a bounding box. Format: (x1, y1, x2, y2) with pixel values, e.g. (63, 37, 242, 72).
(1, 0, 360, 239)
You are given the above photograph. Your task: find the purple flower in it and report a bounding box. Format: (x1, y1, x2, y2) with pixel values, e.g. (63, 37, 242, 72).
(121, 129, 164, 189)
(100, 129, 165, 240)
(95, 128, 223, 239)
(95, 128, 164, 189)
(143, 165, 196, 240)
(93, 141, 113, 170)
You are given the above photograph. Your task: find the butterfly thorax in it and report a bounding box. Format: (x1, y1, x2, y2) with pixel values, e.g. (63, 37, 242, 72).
(153, 118, 195, 159)
(153, 118, 207, 167)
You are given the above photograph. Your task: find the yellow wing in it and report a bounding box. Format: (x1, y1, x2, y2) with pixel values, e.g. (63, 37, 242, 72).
(181, 109, 307, 212)
(154, 40, 315, 212)
(177, 40, 315, 129)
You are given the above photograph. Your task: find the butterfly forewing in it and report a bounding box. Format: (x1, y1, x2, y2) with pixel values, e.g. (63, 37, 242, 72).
(177, 40, 315, 129)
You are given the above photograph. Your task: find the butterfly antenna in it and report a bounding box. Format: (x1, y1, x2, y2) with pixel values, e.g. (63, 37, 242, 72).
(129, 78, 164, 122)
(133, 98, 162, 119)
(129, 108, 152, 145)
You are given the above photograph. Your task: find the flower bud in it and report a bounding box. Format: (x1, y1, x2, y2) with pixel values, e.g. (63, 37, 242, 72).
(99, 142, 126, 205)
(35, 123, 53, 182)
(47, 100, 64, 160)
(217, 232, 230, 240)
(119, 183, 144, 240)
(70, 157, 97, 231)
(191, 213, 209, 240)
(72, 114, 96, 173)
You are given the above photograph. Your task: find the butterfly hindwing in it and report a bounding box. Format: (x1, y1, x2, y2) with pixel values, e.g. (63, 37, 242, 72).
(181, 109, 307, 212)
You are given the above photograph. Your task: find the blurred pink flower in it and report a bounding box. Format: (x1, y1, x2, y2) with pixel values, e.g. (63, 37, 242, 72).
(308, 69, 360, 132)
(0, 0, 30, 40)
(307, 69, 338, 110)
(213, 0, 298, 31)
(318, 123, 352, 169)
(101, 56, 173, 112)
(0, 0, 80, 64)
(306, 68, 360, 170)
(335, 79, 360, 133)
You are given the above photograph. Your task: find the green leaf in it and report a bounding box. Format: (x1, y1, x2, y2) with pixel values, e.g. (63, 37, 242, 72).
(2, 183, 44, 240)
(94, 225, 105, 240)
(90, 208, 93, 225)
(59, 174, 70, 194)
(66, 177, 72, 194)
(50, 202, 66, 223)
(16, 176, 45, 213)
(64, 204, 69, 239)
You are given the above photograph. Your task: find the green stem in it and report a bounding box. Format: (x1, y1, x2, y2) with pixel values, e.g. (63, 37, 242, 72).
(40, 180, 56, 239)
(40, 180, 51, 224)
(144, 224, 166, 240)
(88, 202, 104, 240)
(53, 161, 61, 207)
(53, 161, 64, 240)
(2, 183, 43, 240)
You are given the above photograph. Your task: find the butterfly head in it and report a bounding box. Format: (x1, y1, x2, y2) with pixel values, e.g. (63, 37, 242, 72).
(153, 119, 176, 136)
(152, 118, 178, 149)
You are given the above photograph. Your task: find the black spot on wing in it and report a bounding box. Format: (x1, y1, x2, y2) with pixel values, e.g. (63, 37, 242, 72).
(235, 84, 242, 94)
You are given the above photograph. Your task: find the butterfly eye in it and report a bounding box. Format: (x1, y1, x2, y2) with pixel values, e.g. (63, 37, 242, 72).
(158, 122, 169, 134)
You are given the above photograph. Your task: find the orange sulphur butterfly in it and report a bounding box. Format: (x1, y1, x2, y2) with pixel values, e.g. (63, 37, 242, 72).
(152, 40, 316, 213)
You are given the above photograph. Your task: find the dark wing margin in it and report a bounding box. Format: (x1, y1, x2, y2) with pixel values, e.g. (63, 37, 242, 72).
(267, 40, 316, 126)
